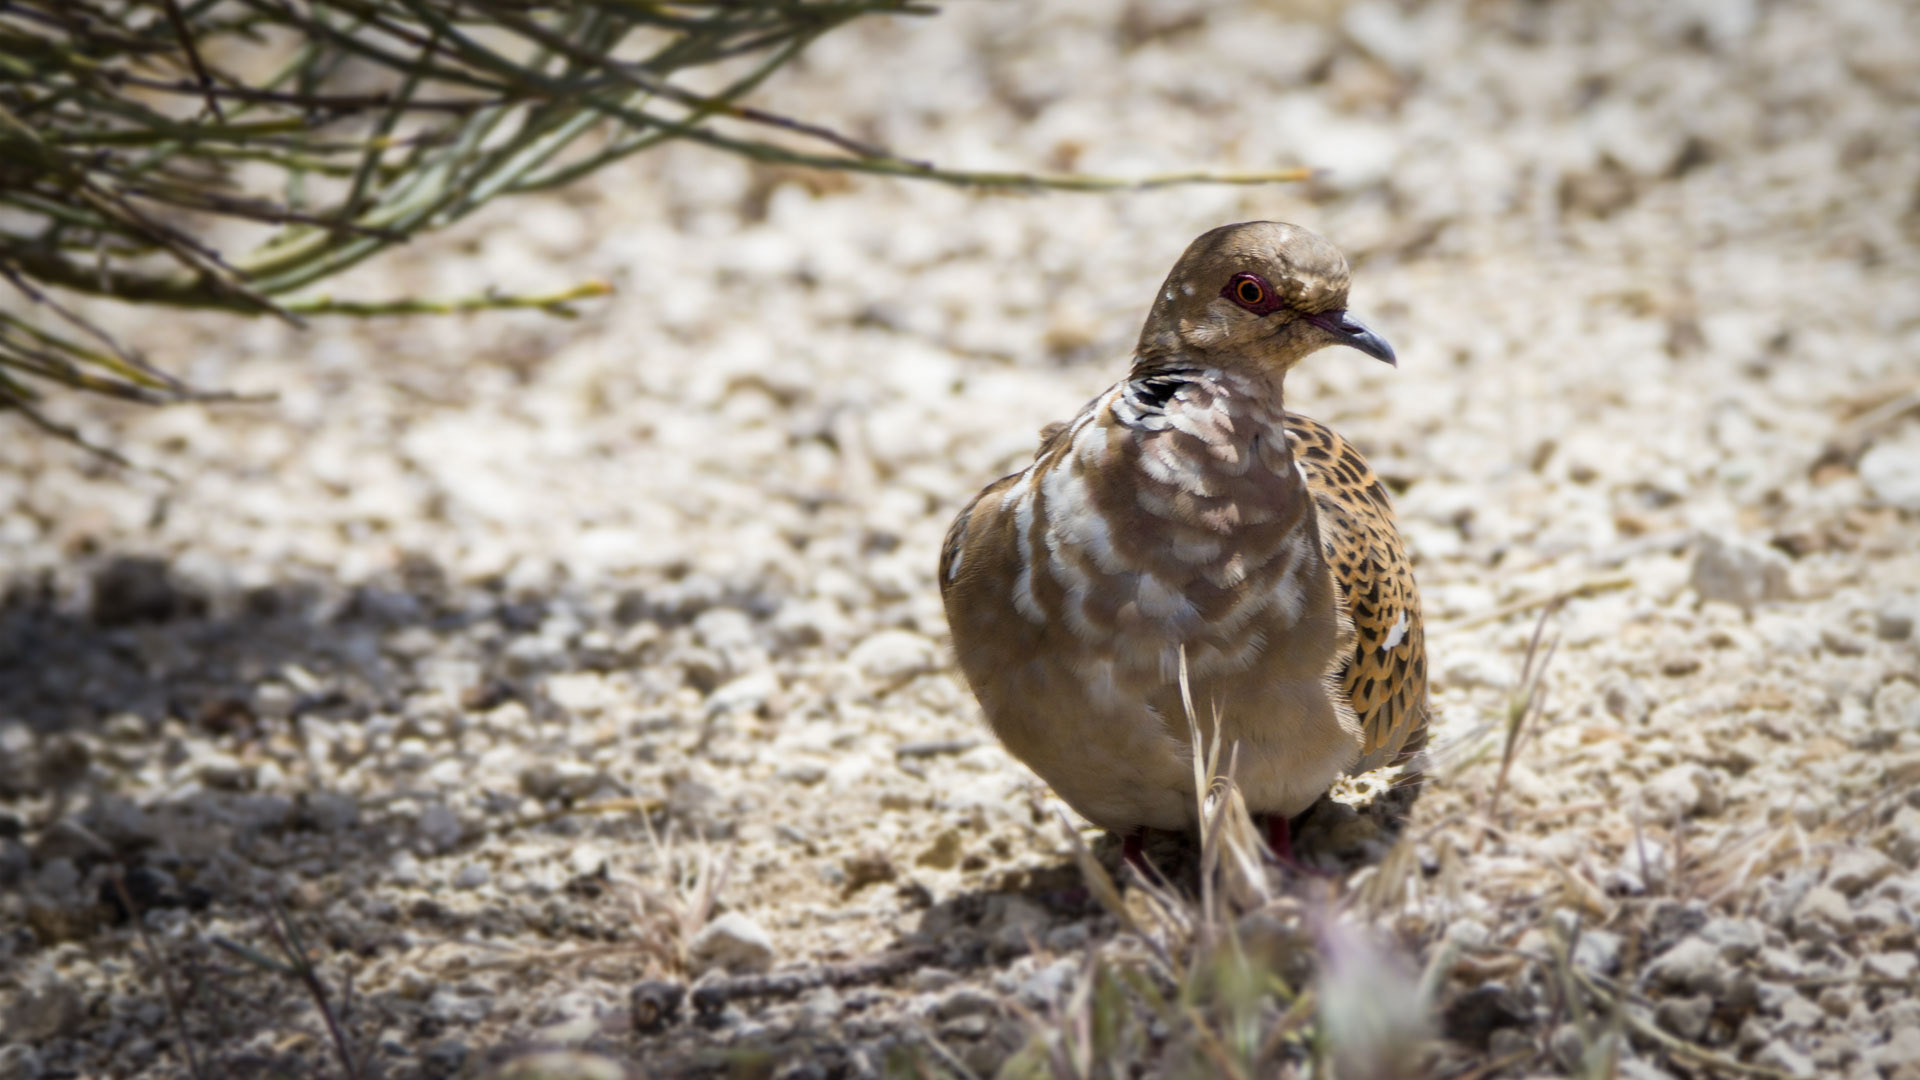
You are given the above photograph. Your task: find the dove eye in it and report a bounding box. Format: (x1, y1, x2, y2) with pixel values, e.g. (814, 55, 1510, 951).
(1224, 273, 1277, 312)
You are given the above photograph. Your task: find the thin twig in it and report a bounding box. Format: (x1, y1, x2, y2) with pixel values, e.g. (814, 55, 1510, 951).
(103, 864, 210, 1080)
(283, 279, 612, 317)
(1438, 575, 1633, 630)
(262, 896, 364, 1080)
(158, 0, 228, 122)
(1571, 968, 1797, 1080)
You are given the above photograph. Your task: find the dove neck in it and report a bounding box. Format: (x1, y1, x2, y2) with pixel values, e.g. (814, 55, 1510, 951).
(1129, 352, 1291, 412)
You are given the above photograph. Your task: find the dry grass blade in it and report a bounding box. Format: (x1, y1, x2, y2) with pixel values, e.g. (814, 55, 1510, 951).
(49, 814, 212, 1080)
(261, 896, 367, 1080)
(1055, 809, 1152, 949)
(105, 866, 210, 1080)
(1570, 968, 1798, 1080)
(212, 897, 367, 1079)
(1487, 598, 1562, 821)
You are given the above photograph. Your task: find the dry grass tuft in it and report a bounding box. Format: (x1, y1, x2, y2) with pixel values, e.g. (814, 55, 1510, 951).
(997, 646, 1441, 1078)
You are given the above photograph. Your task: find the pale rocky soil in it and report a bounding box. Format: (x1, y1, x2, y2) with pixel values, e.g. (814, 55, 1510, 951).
(3, 1, 1919, 1077)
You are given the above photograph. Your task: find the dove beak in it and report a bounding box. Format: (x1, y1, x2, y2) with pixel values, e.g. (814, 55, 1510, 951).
(1306, 309, 1397, 367)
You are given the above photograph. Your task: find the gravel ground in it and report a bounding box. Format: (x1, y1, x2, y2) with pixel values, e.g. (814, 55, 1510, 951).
(3, 1, 1919, 1077)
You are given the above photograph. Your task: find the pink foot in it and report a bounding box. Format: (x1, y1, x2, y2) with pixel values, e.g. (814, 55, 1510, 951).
(1263, 814, 1323, 876)
(1264, 814, 1295, 863)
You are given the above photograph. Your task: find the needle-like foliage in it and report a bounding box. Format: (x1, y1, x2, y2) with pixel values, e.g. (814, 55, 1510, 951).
(0, 0, 1306, 444)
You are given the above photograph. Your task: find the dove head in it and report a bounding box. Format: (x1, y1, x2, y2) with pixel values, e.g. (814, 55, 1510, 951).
(1135, 221, 1395, 376)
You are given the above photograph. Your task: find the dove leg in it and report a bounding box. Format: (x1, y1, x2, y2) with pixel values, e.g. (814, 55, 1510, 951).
(1264, 813, 1296, 864)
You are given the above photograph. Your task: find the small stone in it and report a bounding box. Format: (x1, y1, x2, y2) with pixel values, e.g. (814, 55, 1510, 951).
(1641, 765, 1722, 818)
(1573, 929, 1622, 974)
(1757, 946, 1807, 980)
(453, 862, 491, 889)
(299, 791, 361, 832)
(1603, 678, 1654, 724)
(0, 837, 27, 887)
(1655, 995, 1712, 1041)
(1865, 951, 1919, 982)
(1878, 1025, 1920, 1071)
(1776, 993, 1823, 1033)
(417, 802, 463, 853)
(519, 761, 604, 802)
(687, 912, 775, 975)
(1878, 685, 1920, 739)
(196, 749, 251, 790)
(2, 979, 84, 1042)
(986, 894, 1050, 955)
(692, 607, 760, 656)
(427, 986, 489, 1024)
(423, 1040, 469, 1074)
(916, 829, 963, 870)
(938, 1013, 992, 1041)
(1755, 1039, 1817, 1078)
(1876, 607, 1915, 642)
(1699, 917, 1764, 963)
(1825, 849, 1895, 896)
(544, 671, 621, 714)
(1647, 900, 1709, 949)
(841, 849, 896, 894)
(665, 777, 734, 840)
(483, 1045, 625, 1068)
(847, 630, 937, 682)
(1607, 838, 1672, 895)
(1719, 971, 1762, 1012)
(1045, 922, 1091, 953)
(1861, 430, 1920, 511)
(1881, 1001, 1920, 1044)
(90, 556, 203, 625)
(1443, 918, 1492, 950)
(30, 857, 81, 906)
(1689, 534, 1791, 610)
(1820, 628, 1868, 656)
(706, 671, 779, 718)
(777, 761, 827, 785)
(1816, 985, 1854, 1017)
(1853, 897, 1903, 935)
(1441, 985, 1529, 1051)
(933, 986, 999, 1021)
(1017, 957, 1077, 1008)
(0, 1045, 44, 1080)
(1549, 1023, 1586, 1070)
(909, 968, 959, 992)
(390, 850, 423, 886)
(568, 844, 608, 880)
(798, 986, 842, 1028)
(1646, 937, 1719, 994)
(629, 981, 685, 1034)
(1488, 1028, 1534, 1060)
(771, 598, 851, 647)
(1790, 885, 1851, 942)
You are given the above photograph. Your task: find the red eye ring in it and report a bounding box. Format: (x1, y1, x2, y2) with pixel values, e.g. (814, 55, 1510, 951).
(1223, 272, 1277, 312)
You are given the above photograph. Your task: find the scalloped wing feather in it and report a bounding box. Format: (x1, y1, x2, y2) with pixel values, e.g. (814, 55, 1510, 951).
(1285, 413, 1429, 772)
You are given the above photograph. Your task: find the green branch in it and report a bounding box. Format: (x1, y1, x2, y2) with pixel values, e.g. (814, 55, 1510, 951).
(0, 0, 1310, 456)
